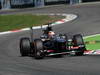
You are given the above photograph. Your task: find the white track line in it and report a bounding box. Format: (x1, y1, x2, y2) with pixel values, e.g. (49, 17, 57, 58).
(0, 13, 77, 35)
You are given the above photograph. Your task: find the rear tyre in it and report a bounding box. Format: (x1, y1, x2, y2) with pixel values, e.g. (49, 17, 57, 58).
(34, 39, 44, 59)
(20, 38, 31, 56)
(73, 34, 86, 56)
(73, 34, 84, 45)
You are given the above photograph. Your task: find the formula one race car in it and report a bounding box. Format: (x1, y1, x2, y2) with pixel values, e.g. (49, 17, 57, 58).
(20, 23, 86, 59)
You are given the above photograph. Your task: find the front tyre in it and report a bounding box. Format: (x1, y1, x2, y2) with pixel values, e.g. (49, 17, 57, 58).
(20, 37, 31, 56)
(34, 39, 44, 59)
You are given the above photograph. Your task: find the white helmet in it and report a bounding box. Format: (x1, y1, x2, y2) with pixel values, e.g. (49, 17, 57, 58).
(48, 31, 55, 37)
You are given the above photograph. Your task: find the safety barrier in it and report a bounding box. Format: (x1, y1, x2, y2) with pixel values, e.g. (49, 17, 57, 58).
(10, 0, 34, 8)
(45, 0, 69, 5)
(82, 0, 100, 2)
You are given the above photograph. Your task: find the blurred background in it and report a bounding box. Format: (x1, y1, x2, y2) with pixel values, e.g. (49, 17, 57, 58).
(0, 0, 100, 9)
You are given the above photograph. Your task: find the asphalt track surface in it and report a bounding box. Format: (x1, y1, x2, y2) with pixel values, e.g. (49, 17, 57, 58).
(0, 3, 100, 75)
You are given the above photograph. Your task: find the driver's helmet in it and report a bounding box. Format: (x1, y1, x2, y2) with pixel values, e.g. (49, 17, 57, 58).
(48, 31, 55, 38)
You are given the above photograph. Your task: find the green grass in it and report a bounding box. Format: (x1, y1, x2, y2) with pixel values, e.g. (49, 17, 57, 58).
(84, 35, 100, 50)
(0, 14, 64, 32)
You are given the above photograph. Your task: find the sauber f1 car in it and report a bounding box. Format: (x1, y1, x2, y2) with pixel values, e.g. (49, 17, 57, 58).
(20, 23, 86, 59)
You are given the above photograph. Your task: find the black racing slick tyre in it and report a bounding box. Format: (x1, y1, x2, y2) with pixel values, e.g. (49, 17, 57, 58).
(73, 34, 85, 46)
(34, 39, 44, 59)
(73, 34, 86, 56)
(75, 51, 84, 56)
(20, 38, 31, 56)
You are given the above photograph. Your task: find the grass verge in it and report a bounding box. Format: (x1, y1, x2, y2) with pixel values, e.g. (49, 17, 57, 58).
(0, 14, 64, 32)
(84, 35, 100, 50)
